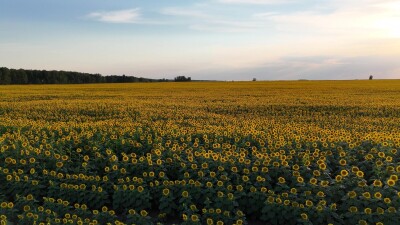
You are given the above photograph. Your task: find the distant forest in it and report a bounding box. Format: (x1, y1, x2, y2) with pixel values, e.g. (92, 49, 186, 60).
(0, 67, 187, 84)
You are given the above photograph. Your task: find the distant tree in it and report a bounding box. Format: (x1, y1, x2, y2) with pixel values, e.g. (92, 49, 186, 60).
(174, 76, 191, 82)
(0, 67, 11, 84)
(252, 78, 257, 81)
(16, 69, 28, 84)
(369, 75, 373, 80)
(0, 67, 168, 84)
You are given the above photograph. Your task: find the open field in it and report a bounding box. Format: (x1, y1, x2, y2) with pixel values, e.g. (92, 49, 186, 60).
(0, 80, 399, 225)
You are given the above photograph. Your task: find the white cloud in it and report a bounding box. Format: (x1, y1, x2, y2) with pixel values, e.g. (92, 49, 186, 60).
(252, 0, 400, 39)
(87, 8, 141, 23)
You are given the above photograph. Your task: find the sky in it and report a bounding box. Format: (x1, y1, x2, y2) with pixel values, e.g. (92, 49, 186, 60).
(0, 0, 399, 80)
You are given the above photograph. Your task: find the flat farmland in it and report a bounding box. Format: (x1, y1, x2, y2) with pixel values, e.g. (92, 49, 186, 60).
(0, 80, 399, 225)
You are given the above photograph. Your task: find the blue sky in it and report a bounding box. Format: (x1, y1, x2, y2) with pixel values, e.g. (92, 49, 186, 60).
(1, 0, 399, 80)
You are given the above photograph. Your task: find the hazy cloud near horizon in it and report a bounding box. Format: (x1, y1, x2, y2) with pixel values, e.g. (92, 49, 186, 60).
(0, 0, 399, 80)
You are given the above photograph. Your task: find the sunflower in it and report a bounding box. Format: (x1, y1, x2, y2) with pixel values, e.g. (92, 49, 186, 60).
(191, 215, 199, 222)
(162, 188, 170, 196)
(358, 220, 368, 225)
(317, 191, 325, 198)
(306, 200, 313, 207)
(390, 174, 398, 181)
(387, 179, 396, 186)
(349, 206, 358, 213)
(310, 177, 318, 185)
(388, 207, 396, 213)
(300, 213, 308, 220)
(340, 170, 349, 177)
(362, 192, 371, 199)
(140, 210, 148, 217)
(356, 171, 364, 178)
(182, 191, 189, 198)
(347, 191, 357, 198)
(384, 198, 391, 204)
(374, 192, 382, 199)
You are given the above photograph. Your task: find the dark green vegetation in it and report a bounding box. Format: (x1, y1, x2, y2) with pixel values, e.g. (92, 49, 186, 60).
(0, 67, 173, 84)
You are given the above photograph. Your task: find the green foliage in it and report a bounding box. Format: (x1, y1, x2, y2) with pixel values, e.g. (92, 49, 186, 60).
(0, 67, 170, 84)
(174, 76, 191, 82)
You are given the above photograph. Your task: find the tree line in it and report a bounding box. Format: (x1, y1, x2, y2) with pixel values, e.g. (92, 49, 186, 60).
(0, 67, 191, 84)
(174, 76, 191, 82)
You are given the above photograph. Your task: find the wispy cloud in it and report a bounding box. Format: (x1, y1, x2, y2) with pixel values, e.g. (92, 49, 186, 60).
(203, 55, 400, 80)
(218, 0, 292, 4)
(189, 23, 257, 32)
(87, 8, 141, 23)
(161, 7, 210, 19)
(161, 7, 269, 32)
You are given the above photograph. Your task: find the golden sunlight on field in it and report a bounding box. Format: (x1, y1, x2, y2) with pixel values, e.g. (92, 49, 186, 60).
(0, 80, 399, 225)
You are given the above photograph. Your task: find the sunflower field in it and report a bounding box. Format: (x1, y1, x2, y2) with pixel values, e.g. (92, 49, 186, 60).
(0, 80, 399, 225)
